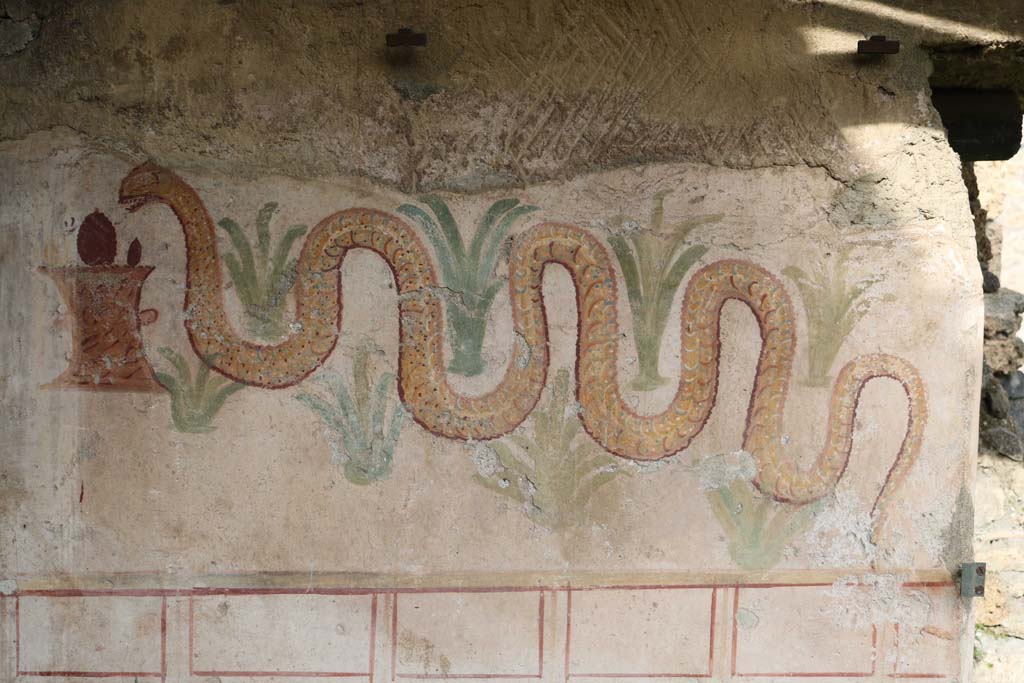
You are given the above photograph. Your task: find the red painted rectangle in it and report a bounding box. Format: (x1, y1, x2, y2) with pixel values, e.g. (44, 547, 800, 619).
(189, 591, 377, 678)
(565, 586, 715, 678)
(16, 594, 166, 678)
(392, 590, 544, 679)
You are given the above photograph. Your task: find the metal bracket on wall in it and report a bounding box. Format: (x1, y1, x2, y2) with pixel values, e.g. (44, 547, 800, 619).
(960, 562, 987, 598)
(857, 35, 900, 55)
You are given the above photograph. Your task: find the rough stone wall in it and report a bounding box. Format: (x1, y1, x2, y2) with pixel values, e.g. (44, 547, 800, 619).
(973, 148, 1024, 681)
(1, 1, 1019, 681)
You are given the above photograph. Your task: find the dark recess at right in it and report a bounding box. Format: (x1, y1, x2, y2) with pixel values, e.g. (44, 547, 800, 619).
(932, 89, 1022, 161)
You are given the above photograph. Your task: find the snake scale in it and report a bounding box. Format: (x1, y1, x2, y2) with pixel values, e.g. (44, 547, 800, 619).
(120, 161, 927, 520)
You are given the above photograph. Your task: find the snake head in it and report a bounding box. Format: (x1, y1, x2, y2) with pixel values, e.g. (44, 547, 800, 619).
(119, 160, 174, 212)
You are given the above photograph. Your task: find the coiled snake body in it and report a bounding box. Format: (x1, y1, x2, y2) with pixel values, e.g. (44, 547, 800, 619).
(120, 162, 926, 520)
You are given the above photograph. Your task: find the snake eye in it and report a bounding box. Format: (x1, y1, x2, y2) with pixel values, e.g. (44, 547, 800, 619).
(129, 171, 158, 192)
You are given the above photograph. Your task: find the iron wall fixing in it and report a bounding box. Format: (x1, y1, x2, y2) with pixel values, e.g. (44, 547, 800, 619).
(858, 35, 900, 54)
(960, 562, 987, 598)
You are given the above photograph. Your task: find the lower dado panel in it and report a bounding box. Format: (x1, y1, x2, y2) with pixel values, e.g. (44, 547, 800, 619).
(0, 577, 959, 682)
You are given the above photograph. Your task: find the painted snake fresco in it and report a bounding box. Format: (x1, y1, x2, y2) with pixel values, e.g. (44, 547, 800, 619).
(119, 161, 927, 520)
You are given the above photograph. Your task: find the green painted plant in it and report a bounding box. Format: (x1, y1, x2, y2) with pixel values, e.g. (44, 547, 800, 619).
(296, 342, 406, 485)
(398, 196, 538, 376)
(475, 368, 630, 530)
(608, 191, 713, 390)
(783, 245, 893, 387)
(705, 477, 821, 570)
(218, 202, 307, 341)
(155, 348, 246, 433)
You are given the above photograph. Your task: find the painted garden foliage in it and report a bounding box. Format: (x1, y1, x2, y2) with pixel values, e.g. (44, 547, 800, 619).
(783, 245, 894, 387)
(218, 201, 307, 341)
(474, 368, 632, 530)
(296, 341, 406, 485)
(155, 348, 246, 433)
(398, 196, 537, 376)
(607, 191, 713, 390)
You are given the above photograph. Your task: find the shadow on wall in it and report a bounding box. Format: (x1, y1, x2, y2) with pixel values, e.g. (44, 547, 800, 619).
(0, 0, 1020, 192)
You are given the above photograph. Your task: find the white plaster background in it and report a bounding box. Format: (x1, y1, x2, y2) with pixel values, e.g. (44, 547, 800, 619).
(0, 133, 978, 581)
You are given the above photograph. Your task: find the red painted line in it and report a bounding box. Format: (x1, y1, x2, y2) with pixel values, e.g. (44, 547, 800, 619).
(569, 674, 712, 679)
(887, 675, 949, 679)
(890, 621, 948, 679)
(730, 587, 739, 676)
(370, 593, 379, 683)
(391, 593, 399, 683)
(393, 586, 544, 595)
(568, 584, 718, 592)
(192, 671, 370, 678)
(396, 675, 540, 680)
(537, 593, 545, 679)
(18, 589, 170, 597)
(6, 579, 945, 600)
(564, 588, 572, 683)
(729, 583, 835, 589)
(191, 587, 377, 596)
(188, 596, 195, 676)
(733, 672, 875, 678)
(18, 672, 164, 678)
(901, 582, 954, 588)
(707, 588, 717, 676)
(160, 596, 167, 676)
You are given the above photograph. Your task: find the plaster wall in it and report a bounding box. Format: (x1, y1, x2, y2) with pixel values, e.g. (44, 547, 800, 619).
(0, 1, 1011, 681)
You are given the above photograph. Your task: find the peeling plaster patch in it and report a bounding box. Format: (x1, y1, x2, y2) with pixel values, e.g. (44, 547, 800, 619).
(612, 219, 643, 236)
(76, 434, 99, 461)
(398, 629, 453, 676)
(805, 489, 877, 567)
(695, 450, 756, 491)
(828, 574, 932, 641)
(875, 497, 950, 569)
(514, 331, 531, 369)
(630, 456, 678, 475)
(473, 442, 501, 478)
(736, 607, 759, 630)
(0, 578, 16, 595)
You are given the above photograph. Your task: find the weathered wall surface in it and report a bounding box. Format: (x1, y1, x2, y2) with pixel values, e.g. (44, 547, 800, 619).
(973, 145, 1024, 682)
(0, 1, 1014, 681)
